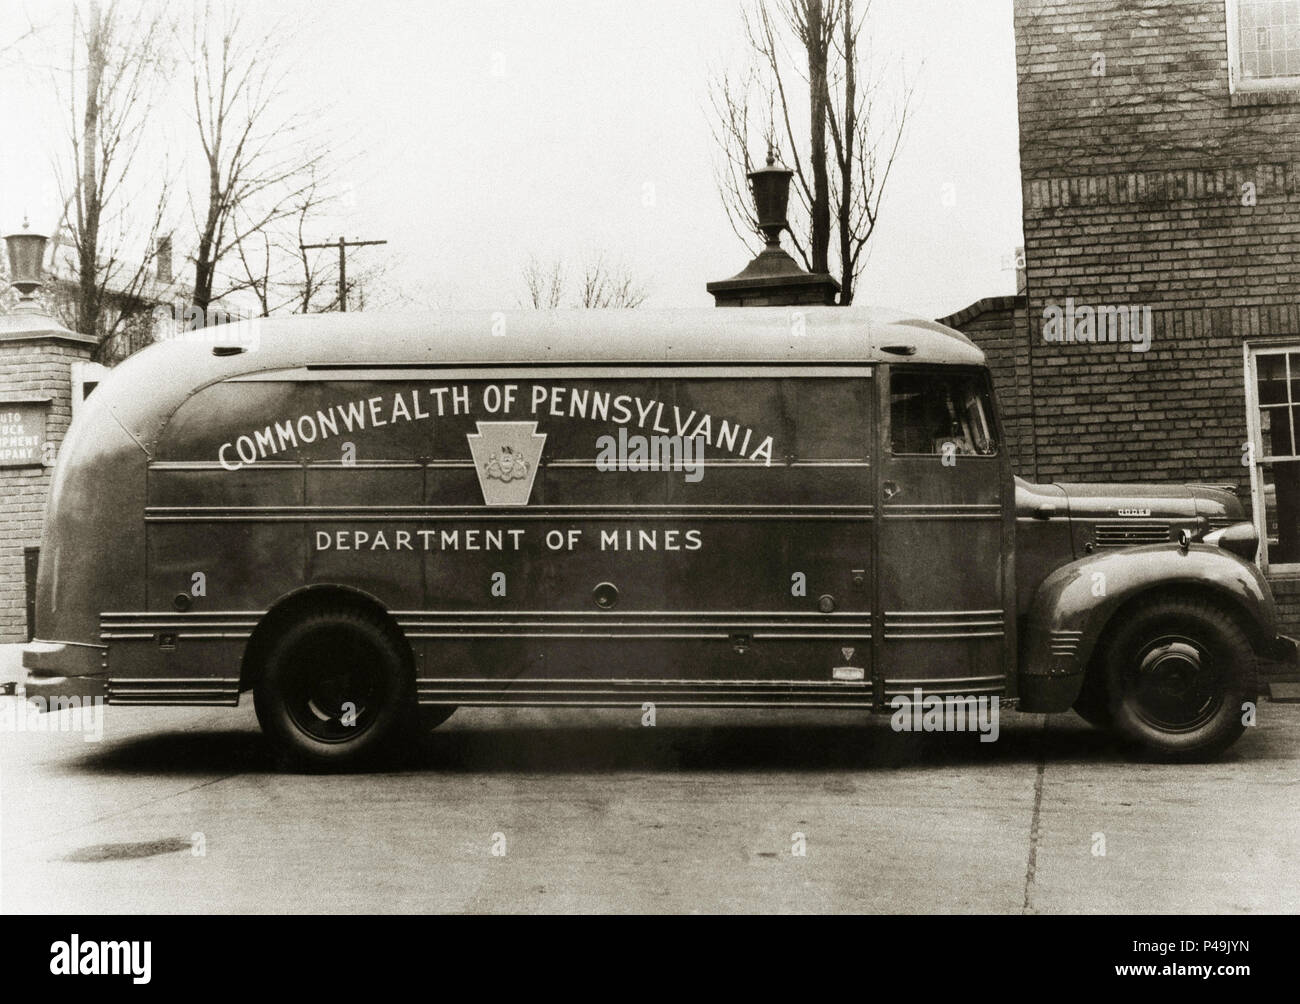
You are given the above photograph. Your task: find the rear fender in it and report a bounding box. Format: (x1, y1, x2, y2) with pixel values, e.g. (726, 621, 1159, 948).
(1019, 544, 1278, 712)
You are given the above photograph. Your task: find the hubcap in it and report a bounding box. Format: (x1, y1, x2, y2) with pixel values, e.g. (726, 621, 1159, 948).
(1129, 634, 1222, 732)
(282, 627, 388, 743)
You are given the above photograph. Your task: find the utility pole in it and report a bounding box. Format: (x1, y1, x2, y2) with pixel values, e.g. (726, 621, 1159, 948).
(299, 236, 388, 312)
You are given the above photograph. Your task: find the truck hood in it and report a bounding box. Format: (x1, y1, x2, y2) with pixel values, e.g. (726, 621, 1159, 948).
(1050, 481, 1244, 523)
(1011, 478, 1250, 616)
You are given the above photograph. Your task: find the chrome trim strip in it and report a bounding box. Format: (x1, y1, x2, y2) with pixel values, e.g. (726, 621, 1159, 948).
(148, 460, 303, 470)
(416, 677, 868, 687)
(102, 619, 257, 628)
(887, 609, 1003, 617)
(109, 691, 236, 698)
(416, 699, 878, 709)
(885, 619, 1003, 627)
(143, 505, 876, 521)
(231, 365, 878, 381)
(751, 632, 871, 640)
(108, 674, 241, 707)
(109, 699, 239, 706)
(102, 630, 872, 642)
(882, 675, 1006, 687)
(102, 610, 874, 643)
(882, 610, 1006, 640)
(883, 503, 1002, 521)
(400, 618, 873, 626)
(110, 677, 241, 684)
(1049, 629, 1083, 658)
(884, 631, 1004, 640)
(880, 686, 1005, 697)
(408, 632, 738, 639)
(544, 458, 817, 469)
(104, 610, 873, 622)
(406, 632, 869, 640)
(414, 677, 875, 709)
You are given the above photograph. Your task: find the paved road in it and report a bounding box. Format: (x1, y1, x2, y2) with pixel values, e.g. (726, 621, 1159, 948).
(2, 698, 1297, 913)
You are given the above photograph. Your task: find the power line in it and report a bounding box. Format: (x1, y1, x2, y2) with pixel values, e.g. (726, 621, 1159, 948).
(299, 236, 384, 312)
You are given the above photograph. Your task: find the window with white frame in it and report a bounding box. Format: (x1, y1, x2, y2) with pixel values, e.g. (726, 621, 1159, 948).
(1245, 345, 1300, 571)
(1228, 0, 1300, 90)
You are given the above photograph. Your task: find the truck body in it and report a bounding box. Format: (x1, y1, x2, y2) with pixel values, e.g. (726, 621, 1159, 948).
(23, 307, 1295, 766)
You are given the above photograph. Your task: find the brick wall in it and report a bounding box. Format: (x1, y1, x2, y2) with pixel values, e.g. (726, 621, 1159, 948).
(1012, 0, 1300, 489)
(997, 0, 1300, 638)
(0, 335, 93, 642)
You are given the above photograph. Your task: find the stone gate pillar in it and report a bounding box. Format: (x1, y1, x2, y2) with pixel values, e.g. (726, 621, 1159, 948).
(0, 223, 96, 643)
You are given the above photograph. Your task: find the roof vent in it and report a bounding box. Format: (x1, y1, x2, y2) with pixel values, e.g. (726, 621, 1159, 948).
(881, 344, 916, 356)
(212, 345, 246, 357)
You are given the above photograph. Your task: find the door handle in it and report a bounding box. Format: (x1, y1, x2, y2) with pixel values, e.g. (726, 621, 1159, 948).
(882, 480, 902, 502)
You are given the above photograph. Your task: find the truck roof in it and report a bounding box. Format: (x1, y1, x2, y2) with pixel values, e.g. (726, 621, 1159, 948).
(192, 305, 982, 364)
(98, 307, 986, 451)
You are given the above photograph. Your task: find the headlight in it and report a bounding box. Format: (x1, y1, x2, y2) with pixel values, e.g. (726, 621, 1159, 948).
(1202, 522, 1259, 562)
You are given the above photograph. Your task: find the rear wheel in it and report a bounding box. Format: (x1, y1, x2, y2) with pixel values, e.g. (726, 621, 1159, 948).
(253, 605, 416, 771)
(1103, 596, 1256, 762)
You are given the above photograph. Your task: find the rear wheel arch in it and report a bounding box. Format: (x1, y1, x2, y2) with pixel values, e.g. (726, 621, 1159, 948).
(239, 585, 413, 693)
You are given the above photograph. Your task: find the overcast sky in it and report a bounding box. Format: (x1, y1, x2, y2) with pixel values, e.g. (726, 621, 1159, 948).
(0, 0, 1022, 320)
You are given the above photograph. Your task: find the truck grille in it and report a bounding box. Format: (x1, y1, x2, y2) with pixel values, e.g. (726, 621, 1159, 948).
(1094, 522, 1171, 547)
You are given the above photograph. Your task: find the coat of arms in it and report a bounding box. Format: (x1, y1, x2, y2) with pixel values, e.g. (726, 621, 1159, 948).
(466, 421, 546, 506)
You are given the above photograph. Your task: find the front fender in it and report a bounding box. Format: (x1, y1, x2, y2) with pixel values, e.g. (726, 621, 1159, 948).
(1018, 544, 1279, 712)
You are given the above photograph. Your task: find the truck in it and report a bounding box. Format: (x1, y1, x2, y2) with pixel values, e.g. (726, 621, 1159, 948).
(22, 307, 1296, 768)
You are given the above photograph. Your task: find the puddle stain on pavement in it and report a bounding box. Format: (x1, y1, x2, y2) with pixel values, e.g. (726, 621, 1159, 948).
(62, 838, 193, 863)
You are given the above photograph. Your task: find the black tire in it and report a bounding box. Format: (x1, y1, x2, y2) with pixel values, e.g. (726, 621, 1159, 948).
(253, 605, 417, 771)
(1103, 596, 1256, 762)
(1071, 666, 1112, 729)
(417, 705, 457, 731)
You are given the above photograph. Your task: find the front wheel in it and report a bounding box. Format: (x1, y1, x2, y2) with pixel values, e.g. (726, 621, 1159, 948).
(1071, 665, 1112, 729)
(253, 605, 417, 771)
(1103, 596, 1256, 762)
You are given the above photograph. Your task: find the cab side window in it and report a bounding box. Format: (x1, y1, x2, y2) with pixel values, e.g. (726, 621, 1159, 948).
(890, 370, 997, 457)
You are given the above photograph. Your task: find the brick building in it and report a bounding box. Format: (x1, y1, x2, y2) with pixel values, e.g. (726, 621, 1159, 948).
(942, 0, 1300, 630)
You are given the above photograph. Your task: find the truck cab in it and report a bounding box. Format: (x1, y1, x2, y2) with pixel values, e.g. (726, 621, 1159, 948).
(1012, 473, 1293, 757)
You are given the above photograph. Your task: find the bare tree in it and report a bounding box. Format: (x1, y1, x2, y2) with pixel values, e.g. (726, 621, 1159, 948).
(520, 256, 567, 309)
(51, 0, 175, 361)
(186, 1, 328, 312)
(576, 256, 648, 309)
(285, 192, 337, 313)
(0, 21, 38, 66)
(710, 0, 912, 304)
(233, 168, 345, 315)
(803, 0, 833, 275)
(337, 253, 396, 312)
(520, 255, 647, 309)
